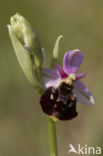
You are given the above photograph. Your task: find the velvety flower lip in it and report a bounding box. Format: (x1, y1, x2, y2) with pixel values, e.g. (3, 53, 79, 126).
(43, 49, 94, 105)
(40, 86, 78, 120)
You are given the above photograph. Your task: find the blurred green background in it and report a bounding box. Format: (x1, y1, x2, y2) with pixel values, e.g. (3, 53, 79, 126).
(0, 0, 103, 155)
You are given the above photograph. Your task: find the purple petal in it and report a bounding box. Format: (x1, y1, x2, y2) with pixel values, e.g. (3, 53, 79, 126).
(42, 68, 61, 88)
(76, 73, 86, 81)
(63, 49, 84, 75)
(56, 64, 68, 78)
(73, 80, 94, 105)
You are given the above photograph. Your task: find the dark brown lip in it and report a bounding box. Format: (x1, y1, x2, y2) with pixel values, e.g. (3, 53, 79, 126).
(40, 82, 78, 121)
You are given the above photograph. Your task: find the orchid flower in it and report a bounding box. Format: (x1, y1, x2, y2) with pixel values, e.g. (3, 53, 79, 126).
(8, 13, 94, 156)
(40, 49, 94, 121)
(8, 13, 94, 122)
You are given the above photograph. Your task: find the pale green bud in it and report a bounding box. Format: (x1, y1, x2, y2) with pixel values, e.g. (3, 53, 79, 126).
(8, 13, 43, 88)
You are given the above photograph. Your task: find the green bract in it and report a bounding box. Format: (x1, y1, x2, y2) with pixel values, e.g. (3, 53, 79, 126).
(8, 13, 43, 89)
(51, 35, 63, 68)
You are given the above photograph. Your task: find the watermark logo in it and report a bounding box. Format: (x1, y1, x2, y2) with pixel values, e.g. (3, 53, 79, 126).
(68, 144, 102, 155)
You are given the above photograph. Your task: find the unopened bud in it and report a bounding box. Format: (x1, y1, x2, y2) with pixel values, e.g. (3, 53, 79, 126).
(8, 13, 43, 88)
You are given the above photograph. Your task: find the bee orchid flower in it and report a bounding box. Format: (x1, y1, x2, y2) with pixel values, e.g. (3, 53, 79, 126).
(40, 49, 94, 121)
(8, 14, 94, 122)
(8, 14, 94, 156)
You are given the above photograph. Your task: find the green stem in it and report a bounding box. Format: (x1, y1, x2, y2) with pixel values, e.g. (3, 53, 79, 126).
(47, 117, 58, 156)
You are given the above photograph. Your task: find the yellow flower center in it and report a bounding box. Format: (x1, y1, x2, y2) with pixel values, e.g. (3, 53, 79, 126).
(60, 74, 76, 85)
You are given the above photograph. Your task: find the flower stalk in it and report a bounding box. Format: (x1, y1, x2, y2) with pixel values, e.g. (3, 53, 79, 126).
(47, 117, 58, 156)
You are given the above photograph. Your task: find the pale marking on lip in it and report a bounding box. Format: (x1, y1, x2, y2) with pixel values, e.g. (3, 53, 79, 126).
(68, 103, 73, 107)
(50, 93, 54, 100)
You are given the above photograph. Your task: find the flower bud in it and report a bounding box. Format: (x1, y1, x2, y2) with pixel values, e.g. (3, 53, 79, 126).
(8, 13, 43, 88)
